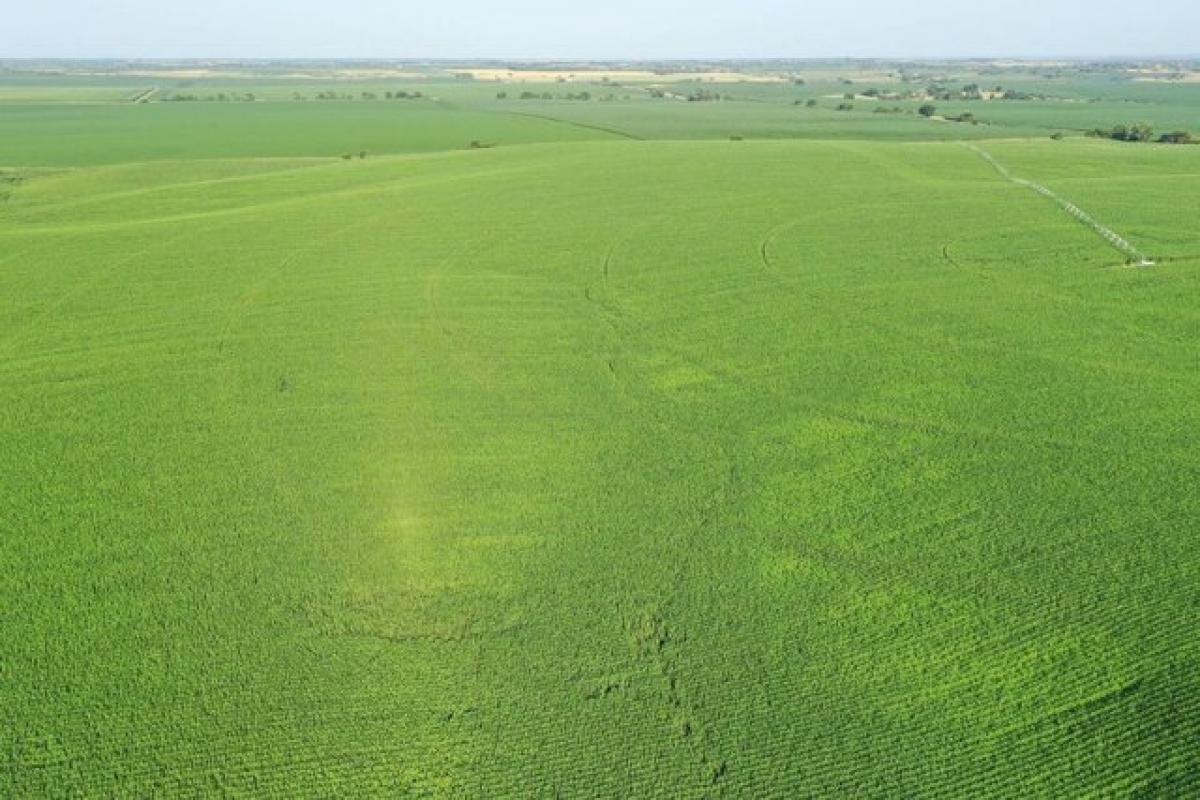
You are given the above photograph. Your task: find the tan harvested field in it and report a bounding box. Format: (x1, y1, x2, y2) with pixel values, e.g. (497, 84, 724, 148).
(1132, 72, 1200, 82)
(451, 68, 788, 82)
(314, 69, 430, 79)
(823, 71, 903, 83)
(67, 68, 430, 80)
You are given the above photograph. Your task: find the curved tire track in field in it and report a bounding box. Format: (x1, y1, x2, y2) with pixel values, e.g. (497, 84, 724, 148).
(215, 196, 412, 360)
(601, 238, 616, 287)
(965, 143, 1154, 266)
(12, 159, 338, 221)
(0, 228, 193, 360)
(586, 230, 641, 390)
(211, 161, 523, 369)
(1, 166, 530, 237)
(215, 251, 299, 355)
(759, 221, 798, 274)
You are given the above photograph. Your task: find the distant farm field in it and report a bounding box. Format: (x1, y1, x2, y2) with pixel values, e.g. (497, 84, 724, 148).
(2, 65, 1200, 796)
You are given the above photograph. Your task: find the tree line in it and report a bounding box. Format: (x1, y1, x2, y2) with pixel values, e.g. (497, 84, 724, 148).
(1087, 124, 1195, 144)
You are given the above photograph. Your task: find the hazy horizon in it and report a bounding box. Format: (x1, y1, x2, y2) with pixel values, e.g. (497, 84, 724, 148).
(7, 1, 1199, 61)
(4, 55, 1200, 63)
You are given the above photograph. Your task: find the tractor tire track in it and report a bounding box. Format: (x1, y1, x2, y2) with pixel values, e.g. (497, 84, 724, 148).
(501, 110, 643, 141)
(215, 192, 416, 363)
(215, 251, 300, 355)
(586, 229, 642, 391)
(758, 222, 797, 274)
(0, 228, 193, 360)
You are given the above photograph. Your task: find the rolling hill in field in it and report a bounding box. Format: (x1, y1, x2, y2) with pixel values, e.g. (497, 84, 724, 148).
(3, 64, 1200, 797)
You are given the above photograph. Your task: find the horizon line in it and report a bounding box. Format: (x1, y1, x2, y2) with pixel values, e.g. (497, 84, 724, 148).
(3, 54, 1199, 63)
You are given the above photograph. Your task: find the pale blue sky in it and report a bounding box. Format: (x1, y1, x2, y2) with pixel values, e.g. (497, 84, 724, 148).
(7, 0, 1199, 59)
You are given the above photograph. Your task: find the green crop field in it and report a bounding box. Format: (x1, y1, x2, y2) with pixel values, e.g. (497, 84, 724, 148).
(2, 60, 1200, 797)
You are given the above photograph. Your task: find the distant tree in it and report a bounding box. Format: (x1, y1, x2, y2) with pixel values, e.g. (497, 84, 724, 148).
(1050, 132, 1064, 140)
(793, 78, 806, 86)
(836, 102, 854, 111)
(1110, 122, 1153, 142)
(496, 91, 508, 99)
(359, 151, 367, 159)
(843, 92, 855, 100)
(385, 91, 393, 99)
(805, 99, 818, 108)
(1157, 130, 1193, 144)
(918, 104, 937, 117)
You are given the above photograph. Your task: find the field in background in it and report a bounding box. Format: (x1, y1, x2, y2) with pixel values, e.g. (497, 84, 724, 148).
(4, 59, 1200, 164)
(2, 60, 1200, 797)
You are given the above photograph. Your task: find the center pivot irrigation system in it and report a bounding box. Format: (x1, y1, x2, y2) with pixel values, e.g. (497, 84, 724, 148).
(965, 144, 1154, 267)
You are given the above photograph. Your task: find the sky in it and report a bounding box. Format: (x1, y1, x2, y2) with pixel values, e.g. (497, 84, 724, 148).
(6, 0, 1199, 60)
